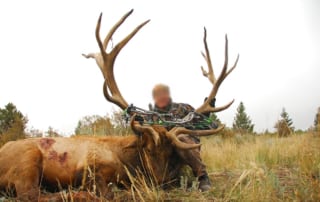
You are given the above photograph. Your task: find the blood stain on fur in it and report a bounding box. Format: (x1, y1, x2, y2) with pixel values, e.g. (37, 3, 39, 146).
(48, 150, 58, 161)
(59, 152, 68, 164)
(39, 138, 56, 150)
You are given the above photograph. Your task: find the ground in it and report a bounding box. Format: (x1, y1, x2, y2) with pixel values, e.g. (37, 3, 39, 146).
(1, 133, 320, 201)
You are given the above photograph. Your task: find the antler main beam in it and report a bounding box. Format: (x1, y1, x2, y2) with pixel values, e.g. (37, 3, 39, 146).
(83, 9, 150, 110)
(196, 28, 239, 114)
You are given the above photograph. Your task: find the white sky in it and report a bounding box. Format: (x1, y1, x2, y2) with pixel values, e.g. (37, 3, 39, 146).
(0, 0, 319, 135)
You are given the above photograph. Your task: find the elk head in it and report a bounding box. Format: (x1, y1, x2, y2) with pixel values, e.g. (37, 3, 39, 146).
(83, 9, 239, 175)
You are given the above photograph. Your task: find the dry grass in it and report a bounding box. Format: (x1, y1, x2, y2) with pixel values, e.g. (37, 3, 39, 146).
(200, 133, 320, 201)
(2, 133, 320, 201)
(116, 133, 320, 201)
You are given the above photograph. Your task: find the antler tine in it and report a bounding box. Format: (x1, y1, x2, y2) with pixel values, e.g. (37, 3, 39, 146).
(95, 13, 107, 60)
(111, 19, 150, 59)
(130, 115, 160, 146)
(223, 53, 239, 81)
(165, 125, 224, 150)
(103, 9, 150, 59)
(84, 10, 149, 110)
(170, 125, 225, 137)
(196, 30, 239, 114)
(103, 9, 134, 50)
(166, 128, 202, 150)
(214, 35, 237, 90)
(207, 35, 229, 102)
(212, 99, 235, 112)
(200, 27, 216, 85)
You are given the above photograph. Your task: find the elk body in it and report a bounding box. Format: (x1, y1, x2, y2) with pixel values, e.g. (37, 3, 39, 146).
(0, 9, 239, 201)
(0, 125, 196, 201)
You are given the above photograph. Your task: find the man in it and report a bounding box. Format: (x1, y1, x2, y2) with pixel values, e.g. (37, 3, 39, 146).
(151, 84, 214, 192)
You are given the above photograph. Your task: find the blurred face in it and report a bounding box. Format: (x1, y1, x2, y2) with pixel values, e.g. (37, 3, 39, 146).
(153, 89, 171, 109)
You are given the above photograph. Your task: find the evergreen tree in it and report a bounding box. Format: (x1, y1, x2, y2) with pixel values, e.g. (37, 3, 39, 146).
(274, 108, 294, 137)
(0, 103, 27, 144)
(232, 102, 254, 134)
(1, 117, 27, 143)
(274, 120, 292, 137)
(314, 107, 320, 132)
(280, 108, 294, 131)
(0, 103, 27, 134)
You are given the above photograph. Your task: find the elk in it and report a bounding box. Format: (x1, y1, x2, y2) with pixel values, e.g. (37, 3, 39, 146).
(0, 9, 238, 201)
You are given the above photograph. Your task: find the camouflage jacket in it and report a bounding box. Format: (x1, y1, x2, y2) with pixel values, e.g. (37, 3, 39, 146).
(153, 102, 195, 119)
(152, 101, 218, 131)
(153, 102, 204, 141)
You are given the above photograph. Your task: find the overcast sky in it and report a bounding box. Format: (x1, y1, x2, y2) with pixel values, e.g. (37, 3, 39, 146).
(0, 0, 319, 134)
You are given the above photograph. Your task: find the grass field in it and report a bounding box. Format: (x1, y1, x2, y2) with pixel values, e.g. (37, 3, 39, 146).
(199, 133, 320, 201)
(109, 133, 320, 202)
(2, 133, 320, 201)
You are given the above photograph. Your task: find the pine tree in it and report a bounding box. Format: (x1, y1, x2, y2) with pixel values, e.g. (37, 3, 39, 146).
(0, 103, 27, 145)
(274, 108, 294, 137)
(232, 102, 254, 134)
(280, 108, 294, 131)
(314, 107, 320, 132)
(0, 103, 27, 134)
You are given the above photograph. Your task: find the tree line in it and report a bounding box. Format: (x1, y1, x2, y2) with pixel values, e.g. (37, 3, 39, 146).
(1, 102, 320, 146)
(228, 102, 304, 136)
(0, 103, 63, 146)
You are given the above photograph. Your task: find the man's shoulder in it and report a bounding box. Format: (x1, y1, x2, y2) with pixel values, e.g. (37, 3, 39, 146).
(152, 102, 195, 114)
(171, 102, 195, 111)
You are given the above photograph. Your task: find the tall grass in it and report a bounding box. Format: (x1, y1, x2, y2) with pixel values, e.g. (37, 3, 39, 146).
(3, 133, 319, 201)
(119, 133, 320, 201)
(200, 133, 320, 201)
(108, 133, 320, 201)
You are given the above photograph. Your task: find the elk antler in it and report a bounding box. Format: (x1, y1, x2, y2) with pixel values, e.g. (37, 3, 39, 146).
(130, 115, 160, 146)
(83, 9, 150, 110)
(169, 125, 225, 137)
(164, 125, 224, 149)
(196, 28, 239, 114)
(165, 129, 202, 150)
(130, 115, 202, 150)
